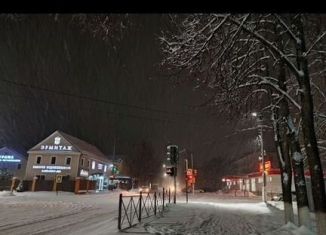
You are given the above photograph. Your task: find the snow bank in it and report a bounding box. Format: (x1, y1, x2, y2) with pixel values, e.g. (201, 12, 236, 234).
(0, 190, 15, 196)
(264, 222, 315, 235)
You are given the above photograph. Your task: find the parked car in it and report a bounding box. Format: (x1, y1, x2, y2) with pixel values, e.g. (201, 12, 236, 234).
(139, 186, 150, 193)
(195, 189, 205, 193)
(272, 193, 283, 201)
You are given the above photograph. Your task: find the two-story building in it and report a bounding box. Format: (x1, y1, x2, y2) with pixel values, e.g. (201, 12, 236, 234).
(25, 130, 112, 191)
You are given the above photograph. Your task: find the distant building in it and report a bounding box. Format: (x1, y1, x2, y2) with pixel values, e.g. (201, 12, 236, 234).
(222, 160, 326, 211)
(0, 147, 26, 190)
(25, 130, 112, 191)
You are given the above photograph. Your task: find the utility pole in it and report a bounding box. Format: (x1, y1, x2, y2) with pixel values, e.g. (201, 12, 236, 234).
(252, 112, 266, 203)
(260, 125, 267, 203)
(191, 152, 194, 195)
(185, 159, 188, 203)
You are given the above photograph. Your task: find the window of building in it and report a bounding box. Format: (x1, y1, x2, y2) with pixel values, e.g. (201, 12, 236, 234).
(36, 175, 45, 180)
(51, 156, 56, 165)
(36, 156, 42, 164)
(98, 163, 103, 170)
(66, 157, 71, 165)
(88, 160, 90, 168)
(81, 158, 84, 166)
(92, 161, 95, 170)
(17, 164, 21, 170)
(258, 177, 263, 183)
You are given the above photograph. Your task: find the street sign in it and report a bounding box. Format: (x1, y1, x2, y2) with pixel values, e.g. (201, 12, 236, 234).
(56, 175, 63, 183)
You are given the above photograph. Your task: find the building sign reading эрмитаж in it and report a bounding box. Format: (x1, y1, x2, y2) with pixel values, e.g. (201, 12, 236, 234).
(40, 137, 73, 151)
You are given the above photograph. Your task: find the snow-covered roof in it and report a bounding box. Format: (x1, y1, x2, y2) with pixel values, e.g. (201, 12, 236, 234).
(28, 130, 109, 163)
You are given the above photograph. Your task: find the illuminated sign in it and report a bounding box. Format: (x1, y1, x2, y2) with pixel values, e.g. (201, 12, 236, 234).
(38, 136, 73, 151)
(80, 169, 89, 177)
(40, 145, 72, 151)
(259, 161, 271, 173)
(33, 165, 71, 174)
(42, 169, 61, 173)
(54, 137, 61, 145)
(0, 155, 21, 162)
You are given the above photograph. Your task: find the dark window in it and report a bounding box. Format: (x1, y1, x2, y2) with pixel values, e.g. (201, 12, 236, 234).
(81, 158, 84, 166)
(63, 175, 70, 180)
(66, 157, 71, 165)
(36, 175, 45, 180)
(36, 156, 42, 164)
(51, 157, 56, 164)
(88, 160, 90, 168)
(17, 164, 21, 170)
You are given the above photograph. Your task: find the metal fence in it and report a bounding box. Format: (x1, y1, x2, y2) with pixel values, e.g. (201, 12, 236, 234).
(118, 188, 170, 230)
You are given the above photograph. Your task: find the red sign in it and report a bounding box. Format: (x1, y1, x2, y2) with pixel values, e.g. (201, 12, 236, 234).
(259, 161, 271, 173)
(186, 169, 193, 176)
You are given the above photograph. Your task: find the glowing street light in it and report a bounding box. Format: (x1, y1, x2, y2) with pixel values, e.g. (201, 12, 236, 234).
(252, 111, 266, 203)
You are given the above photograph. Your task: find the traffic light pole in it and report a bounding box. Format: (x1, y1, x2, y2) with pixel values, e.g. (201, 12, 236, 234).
(173, 166, 176, 204)
(191, 153, 194, 195)
(185, 159, 188, 203)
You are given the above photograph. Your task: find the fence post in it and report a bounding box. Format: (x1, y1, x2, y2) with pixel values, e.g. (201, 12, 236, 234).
(154, 192, 157, 216)
(163, 187, 165, 211)
(139, 191, 142, 222)
(169, 188, 171, 203)
(118, 193, 122, 230)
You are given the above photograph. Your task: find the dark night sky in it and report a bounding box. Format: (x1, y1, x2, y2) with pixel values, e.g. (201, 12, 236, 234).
(0, 14, 275, 185)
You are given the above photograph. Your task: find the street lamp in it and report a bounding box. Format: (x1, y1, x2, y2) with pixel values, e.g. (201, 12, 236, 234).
(252, 112, 267, 203)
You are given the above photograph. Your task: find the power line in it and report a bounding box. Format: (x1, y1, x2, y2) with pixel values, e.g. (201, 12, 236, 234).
(0, 78, 195, 117)
(0, 91, 173, 123)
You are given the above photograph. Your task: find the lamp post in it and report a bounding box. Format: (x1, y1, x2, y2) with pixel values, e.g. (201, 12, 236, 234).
(252, 112, 267, 203)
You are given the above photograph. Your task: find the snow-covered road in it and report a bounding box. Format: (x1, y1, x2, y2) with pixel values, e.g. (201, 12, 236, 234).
(0, 191, 121, 235)
(144, 194, 284, 234)
(0, 191, 316, 235)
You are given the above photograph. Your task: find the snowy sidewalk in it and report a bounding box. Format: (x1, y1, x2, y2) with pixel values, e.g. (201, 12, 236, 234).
(139, 199, 283, 234)
(129, 194, 316, 235)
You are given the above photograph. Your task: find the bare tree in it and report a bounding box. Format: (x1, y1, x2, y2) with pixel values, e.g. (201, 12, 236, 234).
(160, 13, 326, 233)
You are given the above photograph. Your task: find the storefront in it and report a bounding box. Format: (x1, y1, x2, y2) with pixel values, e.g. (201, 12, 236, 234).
(25, 130, 112, 192)
(0, 147, 26, 190)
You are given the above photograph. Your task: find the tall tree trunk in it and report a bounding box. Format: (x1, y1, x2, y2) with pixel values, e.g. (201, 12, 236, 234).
(270, 51, 294, 223)
(287, 117, 311, 228)
(295, 14, 326, 234)
(277, 58, 310, 227)
(272, 108, 294, 223)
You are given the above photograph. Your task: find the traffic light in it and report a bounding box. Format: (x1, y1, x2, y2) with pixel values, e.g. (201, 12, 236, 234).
(166, 166, 177, 176)
(167, 145, 179, 165)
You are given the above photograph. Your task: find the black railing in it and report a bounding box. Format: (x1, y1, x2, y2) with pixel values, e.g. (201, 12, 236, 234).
(118, 188, 170, 230)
